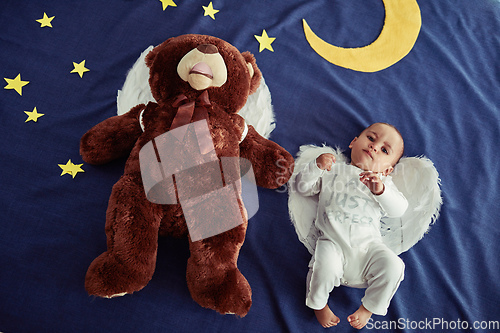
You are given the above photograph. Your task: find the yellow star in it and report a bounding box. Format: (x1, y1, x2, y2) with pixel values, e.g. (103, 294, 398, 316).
(159, 0, 177, 10)
(24, 107, 44, 123)
(71, 60, 90, 78)
(202, 2, 219, 20)
(59, 159, 84, 178)
(4, 74, 29, 96)
(255, 30, 276, 52)
(36, 12, 55, 28)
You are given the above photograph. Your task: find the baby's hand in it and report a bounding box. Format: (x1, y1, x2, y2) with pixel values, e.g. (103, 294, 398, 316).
(316, 153, 336, 171)
(359, 171, 384, 195)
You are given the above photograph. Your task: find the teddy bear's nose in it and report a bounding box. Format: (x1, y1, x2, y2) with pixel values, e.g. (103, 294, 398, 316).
(197, 44, 218, 54)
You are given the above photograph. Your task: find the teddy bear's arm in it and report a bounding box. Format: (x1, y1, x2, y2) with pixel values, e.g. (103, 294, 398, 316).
(80, 104, 145, 165)
(239, 125, 294, 189)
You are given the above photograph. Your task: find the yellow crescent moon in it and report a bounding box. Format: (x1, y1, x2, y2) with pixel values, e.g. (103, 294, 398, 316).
(303, 0, 421, 72)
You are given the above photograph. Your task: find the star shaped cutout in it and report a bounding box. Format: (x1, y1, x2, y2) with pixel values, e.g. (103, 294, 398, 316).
(159, 0, 177, 10)
(59, 160, 84, 178)
(36, 12, 55, 28)
(254, 30, 276, 52)
(4, 74, 29, 96)
(203, 2, 219, 20)
(71, 60, 90, 78)
(24, 107, 44, 122)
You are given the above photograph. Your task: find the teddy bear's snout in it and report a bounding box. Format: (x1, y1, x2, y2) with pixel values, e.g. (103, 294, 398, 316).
(177, 43, 228, 90)
(197, 44, 218, 54)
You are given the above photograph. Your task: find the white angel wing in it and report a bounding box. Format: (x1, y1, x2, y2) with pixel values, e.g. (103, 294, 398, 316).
(288, 145, 346, 254)
(288, 145, 442, 256)
(116, 46, 275, 139)
(238, 76, 275, 139)
(117, 46, 155, 116)
(381, 156, 442, 254)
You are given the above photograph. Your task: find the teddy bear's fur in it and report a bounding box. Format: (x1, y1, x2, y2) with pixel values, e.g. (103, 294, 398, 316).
(81, 34, 294, 317)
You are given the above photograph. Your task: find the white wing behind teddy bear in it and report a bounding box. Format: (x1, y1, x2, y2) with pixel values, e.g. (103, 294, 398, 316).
(116, 45, 276, 138)
(288, 144, 442, 255)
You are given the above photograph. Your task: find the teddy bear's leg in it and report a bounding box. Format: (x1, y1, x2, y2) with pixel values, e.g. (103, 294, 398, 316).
(186, 219, 252, 317)
(85, 175, 162, 297)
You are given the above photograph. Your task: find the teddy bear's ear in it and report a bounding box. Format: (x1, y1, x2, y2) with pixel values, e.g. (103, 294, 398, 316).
(145, 37, 174, 68)
(145, 47, 158, 68)
(241, 51, 262, 95)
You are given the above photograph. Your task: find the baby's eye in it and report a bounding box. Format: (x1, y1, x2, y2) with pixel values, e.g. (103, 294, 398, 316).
(367, 135, 374, 141)
(382, 147, 388, 154)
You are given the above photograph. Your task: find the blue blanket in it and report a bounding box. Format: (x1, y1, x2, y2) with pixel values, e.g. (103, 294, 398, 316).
(1, 1, 499, 332)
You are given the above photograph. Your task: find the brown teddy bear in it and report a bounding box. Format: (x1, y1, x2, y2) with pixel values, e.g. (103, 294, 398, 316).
(81, 34, 294, 317)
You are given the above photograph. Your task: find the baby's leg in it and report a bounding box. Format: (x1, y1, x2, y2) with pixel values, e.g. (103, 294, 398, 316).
(306, 238, 343, 327)
(359, 244, 405, 319)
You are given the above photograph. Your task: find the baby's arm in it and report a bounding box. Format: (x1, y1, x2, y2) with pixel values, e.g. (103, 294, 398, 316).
(359, 171, 385, 195)
(295, 154, 334, 196)
(373, 177, 408, 218)
(316, 153, 336, 171)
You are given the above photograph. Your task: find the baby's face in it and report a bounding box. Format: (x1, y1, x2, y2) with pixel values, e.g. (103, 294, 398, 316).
(349, 123, 404, 175)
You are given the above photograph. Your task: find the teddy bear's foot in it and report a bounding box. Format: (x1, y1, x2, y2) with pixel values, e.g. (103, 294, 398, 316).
(85, 251, 154, 298)
(188, 265, 252, 317)
(213, 269, 252, 317)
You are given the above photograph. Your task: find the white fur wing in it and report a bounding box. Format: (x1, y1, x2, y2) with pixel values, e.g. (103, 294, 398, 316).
(117, 46, 155, 116)
(381, 156, 442, 254)
(288, 145, 346, 254)
(116, 46, 276, 139)
(238, 77, 275, 139)
(287, 145, 442, 255)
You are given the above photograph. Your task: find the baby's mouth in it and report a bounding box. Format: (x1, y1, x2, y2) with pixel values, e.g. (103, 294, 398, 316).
(363, 149, 373, 159)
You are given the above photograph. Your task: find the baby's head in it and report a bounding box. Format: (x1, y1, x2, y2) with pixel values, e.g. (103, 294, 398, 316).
(349, 123, 404, 176)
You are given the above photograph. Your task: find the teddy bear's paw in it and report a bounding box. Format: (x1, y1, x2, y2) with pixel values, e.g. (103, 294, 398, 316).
(218, 269, 252, 317)
(85, 252, 153, 298)
(188, 267, 252, 317)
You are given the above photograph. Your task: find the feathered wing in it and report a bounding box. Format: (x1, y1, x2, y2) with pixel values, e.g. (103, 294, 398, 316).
(288, 145, 346, 254)
(380, 156, 442, 254)
(116, 46, 276, 139)
(288, 145, 442, 256)
(238, 76, 275, 139)
(117, 46, 155, 116)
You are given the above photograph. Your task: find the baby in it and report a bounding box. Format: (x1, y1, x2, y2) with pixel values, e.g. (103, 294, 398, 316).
(295, 123, 408, 329)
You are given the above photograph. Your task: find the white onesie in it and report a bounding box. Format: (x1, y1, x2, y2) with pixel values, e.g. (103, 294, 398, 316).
(296, 160, 408, 315)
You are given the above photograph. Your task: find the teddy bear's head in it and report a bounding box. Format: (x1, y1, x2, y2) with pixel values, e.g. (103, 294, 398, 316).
(146, 34, 262, 114)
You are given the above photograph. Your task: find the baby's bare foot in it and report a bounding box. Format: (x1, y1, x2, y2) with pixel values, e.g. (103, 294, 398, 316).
(347, 305, 372, 329)
(314, 305, 340, 328)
